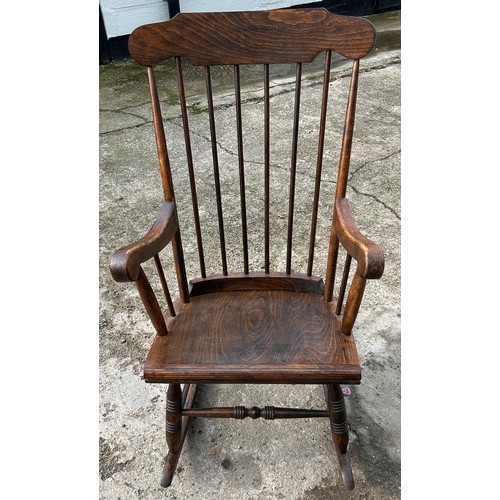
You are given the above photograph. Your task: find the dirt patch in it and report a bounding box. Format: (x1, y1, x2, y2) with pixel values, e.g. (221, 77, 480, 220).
(99, 437, 134, 480)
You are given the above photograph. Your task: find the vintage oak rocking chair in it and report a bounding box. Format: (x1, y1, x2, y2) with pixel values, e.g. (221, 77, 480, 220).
(110, 8, 384, 490)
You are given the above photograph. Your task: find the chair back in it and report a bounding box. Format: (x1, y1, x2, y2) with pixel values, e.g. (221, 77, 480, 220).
(128, 9, 376, 298)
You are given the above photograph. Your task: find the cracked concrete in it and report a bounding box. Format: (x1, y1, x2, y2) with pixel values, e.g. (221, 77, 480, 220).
(100, 10, 400, 500)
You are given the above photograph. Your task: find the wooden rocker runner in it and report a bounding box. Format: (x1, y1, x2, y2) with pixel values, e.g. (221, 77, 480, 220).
(110, 8, 384, 490)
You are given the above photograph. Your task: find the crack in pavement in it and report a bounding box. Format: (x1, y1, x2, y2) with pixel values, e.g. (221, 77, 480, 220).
(349, 149, 401, 179)
(100, 59, 400, 221)
(168, 119, 400, 220)
(350, 184, 400, 220)
(100, 120, 151, 135)
(100, 107, 148, 120)
(99, 56, 401, 137)
(101, 115, 399, 221)
(169, 118, 282, 170)
(348, 149, 401, 220)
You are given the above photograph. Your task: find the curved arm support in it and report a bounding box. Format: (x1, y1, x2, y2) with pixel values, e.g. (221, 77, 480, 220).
(333, 197, 384, 279)
(110, 202, 178, 282)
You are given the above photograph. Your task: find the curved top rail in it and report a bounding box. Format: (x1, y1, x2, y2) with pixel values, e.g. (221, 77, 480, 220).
(128, 9, 376, 66)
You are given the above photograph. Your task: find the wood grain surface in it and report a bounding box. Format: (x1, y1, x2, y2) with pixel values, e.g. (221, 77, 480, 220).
(188, 272, 325, 296)
(129, 9, 376, 66)
(334, 197, 384, 279)
(144, 289, 361, 384)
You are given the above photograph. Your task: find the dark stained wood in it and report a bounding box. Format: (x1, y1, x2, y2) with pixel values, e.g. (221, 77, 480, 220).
(286, 62, 302, 275)
(325, 384, 349, 454)
(340, 272, 367, 335)
(324, 233, 340, 302)
(148, 67, 190, 304)
(308, 50, 332, 277)
(336, 59, 359, 199)
(148, 67, 175, 202)
(171, 231, 190, 304)
(135, 267, 168, 336)
(182, 406, 329, 419)
(110, 8, 386, 491)
(128, 9, 376, 66)
(333, 197, 384, 279)
(264, 63, 270, 274)
(165, 383, 182, 451)
(336, 253, 352, 315)
(110, 202, 178, 282)
(234, 64, 249, 275)
(204, 65, 228, 276)
(144, 289, 361, 384)
(154, 254, 176, 317)
(161, 382, 197, 487)
(325, 384, 354, 489)
(176, 57, 206, 278)
(188, 272, 324, 296)
(161, 383, 197, 486)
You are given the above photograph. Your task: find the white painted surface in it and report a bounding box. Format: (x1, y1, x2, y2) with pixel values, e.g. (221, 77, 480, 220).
(100, 0, 170, 38)
(100, 0, 317, 38)
(180, 0, 317, 13)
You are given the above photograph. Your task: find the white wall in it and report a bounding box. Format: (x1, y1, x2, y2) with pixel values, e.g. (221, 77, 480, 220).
(100, 0, 318, 39)
(180, 0, 317, 13)
(100, 0, 170, 38)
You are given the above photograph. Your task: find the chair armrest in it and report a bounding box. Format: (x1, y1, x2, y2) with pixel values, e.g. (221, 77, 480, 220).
(333, 197, 384, 279)
(110, 201, 178, 282)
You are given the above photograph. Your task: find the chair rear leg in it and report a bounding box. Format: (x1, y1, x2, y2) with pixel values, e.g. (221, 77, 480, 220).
(324, 383, 354, 489)
(161, 383, 183, 487)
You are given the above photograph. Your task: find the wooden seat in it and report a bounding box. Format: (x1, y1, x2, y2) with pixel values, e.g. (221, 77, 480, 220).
(145, 285, 361, 384)
(110, 7, 384, 491)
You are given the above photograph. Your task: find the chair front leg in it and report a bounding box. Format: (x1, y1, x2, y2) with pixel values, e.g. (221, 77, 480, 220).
(161, 383, 183, 487)
(325, 383, 354, 489)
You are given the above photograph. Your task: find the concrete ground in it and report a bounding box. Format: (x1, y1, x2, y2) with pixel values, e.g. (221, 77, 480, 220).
(99, 10, 401, 500)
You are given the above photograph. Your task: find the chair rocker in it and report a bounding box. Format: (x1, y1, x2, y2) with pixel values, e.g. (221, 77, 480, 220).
(110, 8, 384, 490)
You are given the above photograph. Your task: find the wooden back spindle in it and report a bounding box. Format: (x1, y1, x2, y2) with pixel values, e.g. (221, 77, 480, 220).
(234, 64, 250, 275)
(135, 267, 169, 336)
(264, 63, 271, 275)
(176, 56, 206, 278)
(154, 254, 176, 317)
(335, 253, 352, 315)
(171, 232, 190, 304)
(323, 235, 340, 302)
(286, 62, 302, 275)
(204, 65, 228, 276)
(308, 50, 332, 277)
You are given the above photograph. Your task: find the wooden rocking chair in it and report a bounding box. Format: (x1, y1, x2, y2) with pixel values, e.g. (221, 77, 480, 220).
(110, 8, 384, 490)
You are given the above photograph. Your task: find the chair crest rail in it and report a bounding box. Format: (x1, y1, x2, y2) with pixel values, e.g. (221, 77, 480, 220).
(128, 9, 376, 67)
